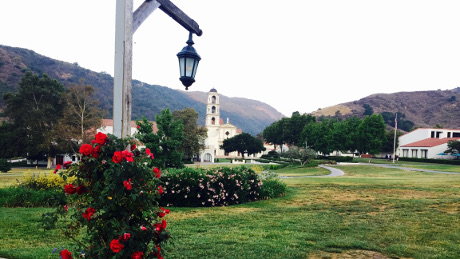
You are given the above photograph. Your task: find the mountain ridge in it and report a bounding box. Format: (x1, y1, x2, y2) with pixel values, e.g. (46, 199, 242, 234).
(0, 44, 284, 135)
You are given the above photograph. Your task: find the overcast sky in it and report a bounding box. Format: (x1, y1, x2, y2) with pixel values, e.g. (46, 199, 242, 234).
(2, 0, 460, 116)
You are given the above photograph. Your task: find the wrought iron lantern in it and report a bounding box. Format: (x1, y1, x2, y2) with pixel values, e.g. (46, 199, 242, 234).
(177, 32, 201, 90)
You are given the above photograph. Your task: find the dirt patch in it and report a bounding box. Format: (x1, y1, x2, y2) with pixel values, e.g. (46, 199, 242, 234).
(308, 249, 411, 259)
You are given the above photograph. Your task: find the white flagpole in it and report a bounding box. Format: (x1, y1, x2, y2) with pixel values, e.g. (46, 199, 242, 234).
(392, 113, 397, 163)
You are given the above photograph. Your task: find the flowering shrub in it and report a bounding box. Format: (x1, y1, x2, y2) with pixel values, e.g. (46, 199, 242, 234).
(18, 171, 76, 191)
(44, 133, 170, 258)
(160, 167, 263, 207)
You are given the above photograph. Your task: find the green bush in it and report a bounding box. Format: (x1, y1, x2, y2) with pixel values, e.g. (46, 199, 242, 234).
(0, 186, 66, 207)
(18, 171, 76, 191)
(0, 159, 11, 173)
(160, 167, 263, 207)
(258, 171, 287, 199)
(399, 157, 460, 165)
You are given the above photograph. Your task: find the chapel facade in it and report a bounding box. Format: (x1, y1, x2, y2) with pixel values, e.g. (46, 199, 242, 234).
(200, 88, 241, 162)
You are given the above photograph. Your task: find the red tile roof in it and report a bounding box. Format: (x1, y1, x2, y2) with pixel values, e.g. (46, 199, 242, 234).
(101, 119, 158, 133)
(401, 138, 460, 147)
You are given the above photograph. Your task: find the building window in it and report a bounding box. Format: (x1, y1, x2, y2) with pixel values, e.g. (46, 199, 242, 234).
(411, 149, 418, 158)
(212, 96, 216, 104)
(421, 149, 428, 158)
(212, 106, 216, 113)
(453, 132, 460, 138)
(431, 131, 435, 138)
(436, 131, 442, 138)
(211, 117, 215, 125)
(448, 132, 451, 138)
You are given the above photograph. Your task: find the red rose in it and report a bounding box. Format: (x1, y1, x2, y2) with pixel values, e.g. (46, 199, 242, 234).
(91, 132, 108, 145)
(110, 239, 124, 253)
(92, 145, 101, 158)
(112, 151, 123, 163)
(76, 185, 88, 195)
(79, 144, 93, 156)
(158, 186, 163, 194)
(82, 207, 95, 221)
(64, 184, 77, 195)
(131, 144, 136, 151)
(123, 179, 132, 190)
(119, 233, 131, 241)
(146, 148, 154, 159)
(54, 164, 61, 174)
(131, 251, 144, 259)
(60, 249, 73, 259)
(153, 167, 161, 178)
(122, 150, 134, 162)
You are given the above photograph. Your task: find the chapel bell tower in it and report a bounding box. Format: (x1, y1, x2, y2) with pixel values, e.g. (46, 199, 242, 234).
(206, 88, 220, 126)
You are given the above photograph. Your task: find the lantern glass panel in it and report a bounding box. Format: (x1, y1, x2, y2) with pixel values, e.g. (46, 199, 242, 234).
(185, 57, 195, 77)
(179, 57, 185, 77)
(192, 60, 199, 78)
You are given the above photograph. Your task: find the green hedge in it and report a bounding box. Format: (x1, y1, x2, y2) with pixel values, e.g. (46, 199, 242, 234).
(399, 157, 460, 165)
(0, 187, 66, 207)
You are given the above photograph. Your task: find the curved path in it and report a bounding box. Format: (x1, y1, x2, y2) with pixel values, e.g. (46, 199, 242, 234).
(280, 165, 345, 178)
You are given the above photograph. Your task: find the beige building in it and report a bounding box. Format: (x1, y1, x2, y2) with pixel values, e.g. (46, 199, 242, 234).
(200, 88, 242, 162)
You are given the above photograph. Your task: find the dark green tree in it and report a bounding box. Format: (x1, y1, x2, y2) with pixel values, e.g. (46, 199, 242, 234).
(221, 133, 266, 158)
(363, 103, 374, 116)
(0, 121, 24, 159)
(343, 116, 361, 155)
(357, 114, 386, 155)
(283, 112, 316, 146)
(263, 120, 285, 152)
(172, 108, 207, 161)
(3, 72, 65, 167)
(445, 140, 460, 154)
(381, 129, 401, 153)
(135, 109, 184, 169)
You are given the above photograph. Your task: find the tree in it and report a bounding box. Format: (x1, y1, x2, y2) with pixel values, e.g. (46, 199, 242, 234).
(357, 114, 386, 155)
(445, 140, 460, 154)
(284, 112, 316, 146)
(363, 104, 374, 116)
(135, 109, 184, 169)
(283, 146, 316, 165)
(58, 82, 105, 154)
(221, 133, 265, 158)
(3, 72, 65, 167)
(172, 108, 207, 161)
(0, 121, 24, 159)
(263, 120, 285, 152)
(381, 129, 402, 153)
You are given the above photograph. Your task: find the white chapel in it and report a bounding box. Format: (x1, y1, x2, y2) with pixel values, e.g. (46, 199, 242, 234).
(200, 88, 241, 162)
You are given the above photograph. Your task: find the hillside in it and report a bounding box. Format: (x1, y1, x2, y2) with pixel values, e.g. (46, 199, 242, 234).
(311, 89, 460, 129)
(0, 45, 284, 135)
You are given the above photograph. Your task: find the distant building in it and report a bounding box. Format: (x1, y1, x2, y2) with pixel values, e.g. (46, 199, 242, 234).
(200, 88, 242, 162)
(397, 128, 460, 159)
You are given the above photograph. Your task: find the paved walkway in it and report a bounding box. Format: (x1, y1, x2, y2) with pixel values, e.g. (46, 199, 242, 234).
(280, 163, 460, 178)
(359, 163, 460, 175)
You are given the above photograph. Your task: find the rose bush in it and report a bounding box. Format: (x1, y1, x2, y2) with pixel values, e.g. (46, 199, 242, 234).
(45, 133, 170, 258)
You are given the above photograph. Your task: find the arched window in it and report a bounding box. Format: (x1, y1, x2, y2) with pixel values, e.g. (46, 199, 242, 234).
(212, 106, 216, 113)
(211, 117, 216, 125)
(212, 96, 216, 104)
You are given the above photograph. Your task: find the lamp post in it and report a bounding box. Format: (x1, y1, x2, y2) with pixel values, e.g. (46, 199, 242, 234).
(113, 0, 202, 138)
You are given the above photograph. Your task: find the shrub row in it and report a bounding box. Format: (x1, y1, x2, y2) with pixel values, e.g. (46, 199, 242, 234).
(0, 187, 66, 207)
(398, 157, 460, 165)
(159, 167, 286, 207)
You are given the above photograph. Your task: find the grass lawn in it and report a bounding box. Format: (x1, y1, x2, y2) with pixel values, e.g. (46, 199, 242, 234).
(1, 164, 459, 258)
